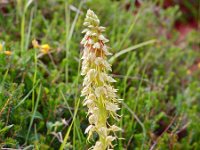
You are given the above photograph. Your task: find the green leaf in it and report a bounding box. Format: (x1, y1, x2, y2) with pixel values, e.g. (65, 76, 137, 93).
(0, 124, 14, 134)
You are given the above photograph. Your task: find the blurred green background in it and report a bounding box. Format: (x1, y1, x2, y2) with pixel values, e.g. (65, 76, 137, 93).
(0, 0, 199, 149)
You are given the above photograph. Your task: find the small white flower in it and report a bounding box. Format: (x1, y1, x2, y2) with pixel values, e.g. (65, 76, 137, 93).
(98, 26, 106, 32)
(105, 101, 120, 112)
(95, 86, 106, 97)
(86, 31, 92, 36)
(106, 76, 116, 82)
(88, 25, 95, 28)
(82, 29, 89, 33)
(98, 127, 107, 137)
(107, 136, 116, 141)
(93, 42, 101, 49)
(92, 142, 103, 150)
(88, 94, 96, 101)
(88, 106, 99, 115)
(88, 39, 94, 44)
(83, 99, 93, 106)
(95, 57, 111, 71)
(89, 114, 97, 124)
(106, 136, 116, 144)
(98, 72, 107, 83)
(83, 22, 90, 26)
(81, 85, 90, 96)
(85, 125, 94, 134)
(102, 45, 112, 55)
(103, 60, 112, 71)
(99, 34, 109, 43)
(91, 32, 97, 36)
(83, 69, 98, 85)
(80, 38, 86, 45)
(109, 125, 122, 132)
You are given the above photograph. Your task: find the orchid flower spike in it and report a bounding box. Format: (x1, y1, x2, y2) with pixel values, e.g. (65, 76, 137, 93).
(81, 9, 122, 150)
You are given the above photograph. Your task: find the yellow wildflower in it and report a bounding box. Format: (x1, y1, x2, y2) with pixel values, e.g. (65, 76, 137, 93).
(4, 51, 12, 56)
(198, 63, 200, 69)
(32, 39, 40, 48)
(0, 43, 3, 52)
(40, 44, 50, 54)
(32, 39, 51, 55)
(187, 69, 191, 75)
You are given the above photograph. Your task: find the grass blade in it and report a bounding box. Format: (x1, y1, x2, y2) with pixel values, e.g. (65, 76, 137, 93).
(109, 39, 156, 63)
(25, 84, 42, 144)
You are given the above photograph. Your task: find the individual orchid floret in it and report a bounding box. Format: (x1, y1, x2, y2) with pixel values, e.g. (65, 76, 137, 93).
(81, 9, 121, 150)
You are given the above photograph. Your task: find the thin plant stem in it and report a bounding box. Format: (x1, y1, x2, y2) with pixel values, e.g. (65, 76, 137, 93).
(65, 1, 70, 83)
(119, 63, 135, 148)
(20, 12, 25, 56)
(32, 50, 37, 111)
(59, 98, 81, 150)
(26, 84, 42, 144)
